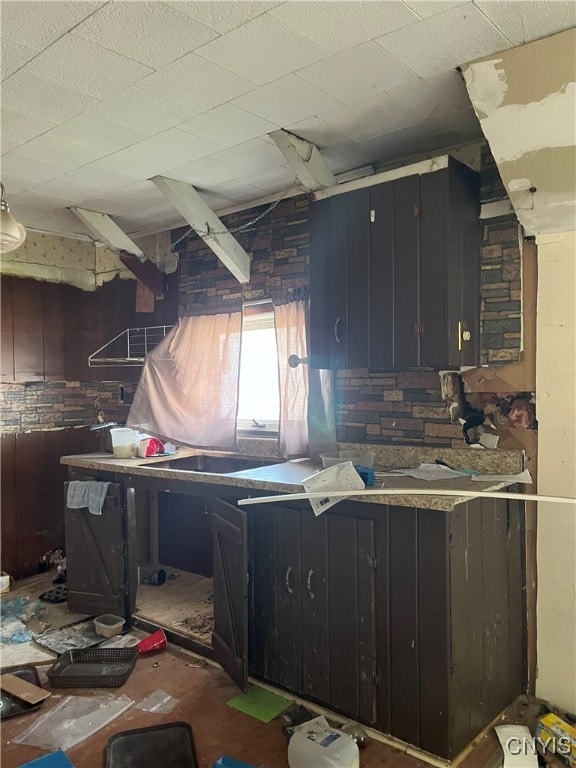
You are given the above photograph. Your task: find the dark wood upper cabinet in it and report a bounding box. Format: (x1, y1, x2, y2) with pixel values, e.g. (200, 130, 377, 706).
(309, 157, 480, 370)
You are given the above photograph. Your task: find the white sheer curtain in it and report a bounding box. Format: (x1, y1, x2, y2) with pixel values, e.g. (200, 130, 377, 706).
(274, 299, 309, 457)
(127, 311, 242, 449)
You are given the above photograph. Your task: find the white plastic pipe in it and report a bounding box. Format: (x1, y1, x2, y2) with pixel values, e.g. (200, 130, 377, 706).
(238, 488, 576, 506)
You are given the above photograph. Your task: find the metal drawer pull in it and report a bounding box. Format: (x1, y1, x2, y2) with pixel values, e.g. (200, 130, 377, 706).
(306, 569, 315, 599)
(334, 317, 341, 344)
(285, 565, 293, 594)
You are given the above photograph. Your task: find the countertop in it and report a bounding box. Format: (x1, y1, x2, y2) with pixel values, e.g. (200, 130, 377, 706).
(60, 449, 517, 512)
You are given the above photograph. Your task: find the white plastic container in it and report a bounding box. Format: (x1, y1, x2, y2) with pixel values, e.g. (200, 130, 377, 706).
(110, 427, 137, 458)
(288, 716, 360, 768)
(94, 613, 125, 637)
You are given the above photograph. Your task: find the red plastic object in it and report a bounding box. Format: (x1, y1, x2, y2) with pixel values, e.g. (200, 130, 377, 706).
(137, 629, 167, 655)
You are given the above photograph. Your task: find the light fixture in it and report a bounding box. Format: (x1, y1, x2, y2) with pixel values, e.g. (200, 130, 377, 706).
(0, 182, 27, 254)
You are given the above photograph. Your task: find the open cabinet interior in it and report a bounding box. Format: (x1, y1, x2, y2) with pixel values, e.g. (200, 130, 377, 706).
(134, 491, 215, 647)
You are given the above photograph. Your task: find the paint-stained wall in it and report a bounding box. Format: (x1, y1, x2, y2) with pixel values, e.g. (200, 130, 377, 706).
(462, 28, 576, 235)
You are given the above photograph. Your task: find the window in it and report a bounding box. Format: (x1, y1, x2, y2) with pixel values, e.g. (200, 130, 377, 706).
(237, 305, 279, 435)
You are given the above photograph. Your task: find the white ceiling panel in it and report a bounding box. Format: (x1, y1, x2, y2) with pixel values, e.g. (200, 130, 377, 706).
(268, 1, 420, 54)
(10, 138, 107, 169)
(212, 139, 286, 172)
(138, 53, 256, 111)
(0, 174, 37, 195)
(26, 34, 154, 100)
(127, 128, 223, 166)
(30, 178, 105, 203)
(0, 36, 41, 80)
(59, 164, 140, 192)
(231, 75, 343, 126)
(7, 202, 95, 238)
(1, 138, 23, 156)
(284, 116, 355, 149)
(1, 1, 105, 49)
(177, 104, 278, 147)
(318, 92, 423, 141)
(86, 87, 198, 136)
(162, 1, 280, 35)
(0, 108, 57, 145)
(404, 1, 470, 19)
(1, 0, 574, 238)
(195, 15, 328, 86)
(474, 1, 576, 47)
(296, 41, 420, 105)
(1, 70, 98, 124)
(1, 153, 75, 184)
(375, 4, 511, 78)
(387, 70, 472, 119)
(72, 1, 219, 69)
(162, 157, 249, 188)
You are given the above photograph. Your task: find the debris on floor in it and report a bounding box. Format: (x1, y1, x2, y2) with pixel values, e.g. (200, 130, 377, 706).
(227, 685, 291, 723)
(0, 597, 44, 644)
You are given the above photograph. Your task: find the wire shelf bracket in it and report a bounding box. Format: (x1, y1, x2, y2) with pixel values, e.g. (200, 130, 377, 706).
(88, 325, 173, 367)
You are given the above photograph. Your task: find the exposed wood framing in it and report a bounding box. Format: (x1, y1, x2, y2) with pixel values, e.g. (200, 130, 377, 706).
(118, 251, 165, 298)
(70, 207, 145, 259)
(151, 176, 251, 283)
(269, 129, 336, 190)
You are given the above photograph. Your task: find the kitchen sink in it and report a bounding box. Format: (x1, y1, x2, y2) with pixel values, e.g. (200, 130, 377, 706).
(149, 454, 283, 474)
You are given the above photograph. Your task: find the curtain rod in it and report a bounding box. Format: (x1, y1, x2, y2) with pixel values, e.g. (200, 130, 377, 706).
(243, 298, 273, 307)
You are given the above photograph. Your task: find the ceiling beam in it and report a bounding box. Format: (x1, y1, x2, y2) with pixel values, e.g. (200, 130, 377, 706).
(151, 175, 251, 283)
(269, 129, 336, 190)
(70, 207, 166, 297)
(70, 207, 145, 259)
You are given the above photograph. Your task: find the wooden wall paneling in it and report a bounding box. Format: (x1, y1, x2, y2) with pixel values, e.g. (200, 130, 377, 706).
(42, 281, 65, 381)
(0, 434, 18, 575)
(389, 506, 419, 746)
(275, 509, 302, 692)
(300, 509, 330, 703)
(419, 170, 446, 367)
(43, 429, 69, 552)
(464, 499, 485, 746)
(1, 277, 15, 381)
(369, 183, 395, 370)
(392, 176, 419, 368)
(346, 188, 370, 369)
(328, 194, 349, 368)
(417, 509, 450, 758)
(14, 431, 50, 576)
(12, 278, 45, 381)
(63, 282, 96, 382)
(249, 507, 280, 682)
(374, 507, 391, 734)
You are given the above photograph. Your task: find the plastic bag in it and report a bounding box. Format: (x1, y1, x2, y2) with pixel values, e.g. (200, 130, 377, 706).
(135, 689, 179, 714)
(13, 694, 133, 752)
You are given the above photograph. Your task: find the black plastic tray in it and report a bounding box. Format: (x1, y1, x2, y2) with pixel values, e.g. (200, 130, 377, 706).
(106, 722, 198, 768)
(47, 647, 138, 688)
(0, 665, 46, 720)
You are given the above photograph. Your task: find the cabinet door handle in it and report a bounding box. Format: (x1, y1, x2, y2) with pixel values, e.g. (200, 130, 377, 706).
(458, 321, 472, 351)
(306, 569, 315, 599)
(333, 317, 341, 344)
(285, 565, 293, 594)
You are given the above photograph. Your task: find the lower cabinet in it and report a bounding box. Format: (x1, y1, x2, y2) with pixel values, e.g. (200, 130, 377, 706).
(249, 504, 377, 723)
(248, 498, 525, 761)
(64, 474, 525, 762)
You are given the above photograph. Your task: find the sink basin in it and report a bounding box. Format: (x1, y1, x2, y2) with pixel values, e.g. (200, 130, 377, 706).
(149, 454, 283, 474)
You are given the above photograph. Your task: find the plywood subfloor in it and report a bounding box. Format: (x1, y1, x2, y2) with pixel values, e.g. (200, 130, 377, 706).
(135, 567, 214, 644)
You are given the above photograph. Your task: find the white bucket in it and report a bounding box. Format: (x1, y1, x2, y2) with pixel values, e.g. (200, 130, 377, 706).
(288, 716, 360, 768)
(110, 427, 137, 458)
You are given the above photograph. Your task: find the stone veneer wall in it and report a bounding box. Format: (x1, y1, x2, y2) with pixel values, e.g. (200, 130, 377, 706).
(175, 145, 524, 448)
(0, 381, 135, 434)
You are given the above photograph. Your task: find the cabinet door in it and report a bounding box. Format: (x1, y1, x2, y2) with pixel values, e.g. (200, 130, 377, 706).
(327, 509, 377, 723)
(346, 188, 370, 369)
(65, 483, 137, 623)
(369, 182, 395, 370)
(309, 195, 348, 368)
(392, 175, 420, 368)
(249, 505, 302, 692)
(210, 498, 248, 692)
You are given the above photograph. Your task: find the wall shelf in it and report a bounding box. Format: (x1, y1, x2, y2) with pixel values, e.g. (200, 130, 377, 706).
(88, 326, 172, 367)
